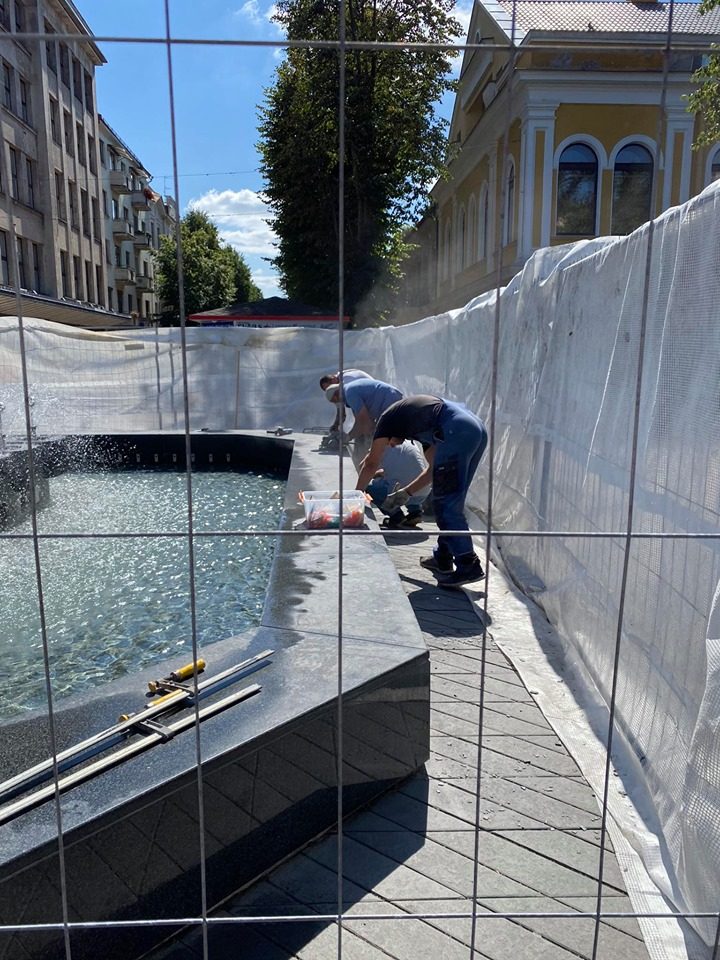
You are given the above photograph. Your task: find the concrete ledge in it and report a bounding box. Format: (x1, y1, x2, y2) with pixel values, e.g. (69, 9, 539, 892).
(0, 431, 429, 960)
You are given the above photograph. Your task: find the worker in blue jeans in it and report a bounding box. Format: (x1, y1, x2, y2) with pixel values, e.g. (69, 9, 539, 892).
(355, 395, 488, 587)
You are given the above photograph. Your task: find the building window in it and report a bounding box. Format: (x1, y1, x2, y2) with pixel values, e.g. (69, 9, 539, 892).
(611, 143, 654, 235)
(478, 185, 489, 261)
(102, 189, 108, 216)
(83, 70, 93, 112)
(72, 57, 82, 106)
(0, 0, 9, 30)
(9, 147, 18, 199)
(49, 96, 60, 144)
(76, 122, 85, 165)
(2, 61, 14, 112)
(45, 21, 56, 73)
(503, 160, 515, 245)
(63, 110, 73, 156)
(59, 43, 69, 87)
(114, 244, 121, 266)
(32, 243, 41, 291)
(73, 255, 82, 299)
(16, 236, 26, 288)
(556, 143, 598, 236)
(99, 140, 106, 167)
(81, 188, 89, 236)
(711, 147, 720, 182)
(13, 1, 23, 32)
(96, 265, 104, 305)
(19, 77, 29, 124)
(107, 286, 114, 311)
(25, 158, 34, 208)
(60, 250, 69, 296)
(442, 219, 451, 281)
(126, 293, 133, 314)
(0, 231, 9, 285)
(92, 196, 100, 240)
(88, 135, 97, 174)
(55, 171, 66, 221)
(85, 260, 93, 302)
(68, 180, 77, 228)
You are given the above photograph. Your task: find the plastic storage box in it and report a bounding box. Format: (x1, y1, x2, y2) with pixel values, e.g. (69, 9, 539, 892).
(299, 490, 369, 528)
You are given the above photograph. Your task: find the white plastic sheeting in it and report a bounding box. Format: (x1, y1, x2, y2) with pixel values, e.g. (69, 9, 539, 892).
(1, 180, 719, 948)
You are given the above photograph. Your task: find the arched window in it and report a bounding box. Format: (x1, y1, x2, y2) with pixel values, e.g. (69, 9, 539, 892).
(457, 207, 466, 272)
(466, 196, 476, 264)
(711, 147, 720, 182)
(503, 160, 515, 245)
(611, 143, 653, 234)
(556, 143, 598, 235)
(442, 219, 452, 281)
(478, 184, 489, 261)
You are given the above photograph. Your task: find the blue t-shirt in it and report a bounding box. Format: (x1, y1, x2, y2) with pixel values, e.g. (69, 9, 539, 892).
(343, 378, 403, 423)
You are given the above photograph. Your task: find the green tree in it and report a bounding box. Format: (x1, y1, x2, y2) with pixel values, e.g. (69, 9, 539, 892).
(155, 209, 262, 320)
(258, 0, 460, 322)
(688, 0, 720, 145)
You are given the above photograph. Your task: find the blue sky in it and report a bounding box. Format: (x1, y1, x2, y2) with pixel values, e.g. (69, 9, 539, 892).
(80, 1, 473, 299)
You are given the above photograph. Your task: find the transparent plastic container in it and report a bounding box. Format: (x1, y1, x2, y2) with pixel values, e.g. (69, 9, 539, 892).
(299, 490, 369, 529)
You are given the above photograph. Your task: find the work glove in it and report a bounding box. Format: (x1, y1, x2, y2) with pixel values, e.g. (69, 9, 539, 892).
(383, 486, 410, 512)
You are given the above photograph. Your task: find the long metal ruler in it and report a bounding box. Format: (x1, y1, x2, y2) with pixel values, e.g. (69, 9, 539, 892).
(0, 648, 273, 807)
(0, 682, 261, 825)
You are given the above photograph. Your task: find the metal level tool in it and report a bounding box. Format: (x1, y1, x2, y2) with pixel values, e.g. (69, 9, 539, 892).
(0, 683, 261, 826)
(0, 648, 274, 808)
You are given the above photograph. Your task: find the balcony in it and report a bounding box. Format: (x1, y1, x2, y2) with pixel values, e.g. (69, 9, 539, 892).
(135, 275, 154, 292)
(131, 190, 151, 211)
(114, 266, 135, 287)
(112, 219, 134, 241)
(109, 170, 131, 195)
(133, 231, 152, 250)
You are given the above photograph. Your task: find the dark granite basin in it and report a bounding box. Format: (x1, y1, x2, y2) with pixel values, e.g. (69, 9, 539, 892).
(0, 432, 429, 960)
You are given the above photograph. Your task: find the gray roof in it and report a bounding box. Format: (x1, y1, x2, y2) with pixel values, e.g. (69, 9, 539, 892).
(483, 0, 720, 42)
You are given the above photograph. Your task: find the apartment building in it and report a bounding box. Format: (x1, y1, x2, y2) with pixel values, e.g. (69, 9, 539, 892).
(0, 0, 175, 329)
(99, 116, 177, 323)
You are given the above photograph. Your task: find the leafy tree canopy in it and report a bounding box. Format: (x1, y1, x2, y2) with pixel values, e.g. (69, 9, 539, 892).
(688, 0, 720, 146)
(257, 0, 461, 322)
(154, 209, 262, 320)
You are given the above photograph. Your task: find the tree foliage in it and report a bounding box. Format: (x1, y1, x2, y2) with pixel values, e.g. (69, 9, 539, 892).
(258, 0, 461, 321)
(154, 209, 262, 320)
(688, 0, 720, 146)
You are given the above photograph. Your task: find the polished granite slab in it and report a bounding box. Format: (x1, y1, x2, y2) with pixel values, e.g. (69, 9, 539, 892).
(0, 432, 429, 960)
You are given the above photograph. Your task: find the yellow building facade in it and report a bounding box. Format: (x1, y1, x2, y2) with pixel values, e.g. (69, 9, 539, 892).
(398, 0, 720, 322)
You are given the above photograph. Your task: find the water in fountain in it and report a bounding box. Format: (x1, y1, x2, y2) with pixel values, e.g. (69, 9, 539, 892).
(0, 468, 285, 720)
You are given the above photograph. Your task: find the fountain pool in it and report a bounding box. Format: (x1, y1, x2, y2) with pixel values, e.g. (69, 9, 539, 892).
(0, 468, 284, 720)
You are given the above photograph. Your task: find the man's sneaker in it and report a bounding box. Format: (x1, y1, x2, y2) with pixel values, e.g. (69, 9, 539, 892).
(437, 559, 485, 588)
(401, 512, 423, 529)
(419, 554, 454, 573)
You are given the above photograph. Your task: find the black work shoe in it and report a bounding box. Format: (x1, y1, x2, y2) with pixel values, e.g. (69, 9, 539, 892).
(401, 512, 423, 528)
(381, 510, 406, 529)
(419, 554, 453, 573)
(437, 559, 485, 588)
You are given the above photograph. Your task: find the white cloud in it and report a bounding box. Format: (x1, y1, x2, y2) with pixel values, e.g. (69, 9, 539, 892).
(188, 188, 282, 297)
(188, 188, 277, 257)
(233, 0, 283, 35)
(235, 0, 263, 25)
(455, 1, 474, 38)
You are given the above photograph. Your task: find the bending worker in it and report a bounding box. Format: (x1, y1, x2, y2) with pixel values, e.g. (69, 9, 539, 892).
(355, 394, 488, 587)
(324, 377, 402, 444)
(319, 368, 371, 433)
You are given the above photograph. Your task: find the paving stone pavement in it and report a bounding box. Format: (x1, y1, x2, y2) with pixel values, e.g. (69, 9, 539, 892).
(150, 525, 650, 960)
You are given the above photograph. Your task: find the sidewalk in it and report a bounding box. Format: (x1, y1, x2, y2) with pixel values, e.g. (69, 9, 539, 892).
(151, 526, 650, 960)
